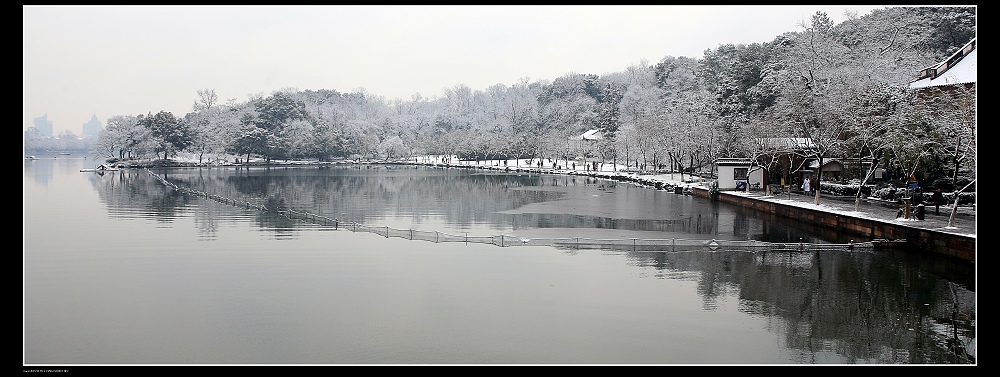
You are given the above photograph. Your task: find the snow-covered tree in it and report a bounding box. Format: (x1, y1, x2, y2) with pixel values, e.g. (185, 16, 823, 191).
(699, 41, 784, 121)
(186, 89, 234, 164)
(93, 114, 145, 161)
(841, 82, 903, 211)
(377, 135, 410, 160)
(886, 104, 936, 219)
(617, 61, 663, 170)
(919, 85, 976, 192)
(192, 89, 218, 113)
(733, 110, 794, 194)
(141, 111, 193, 161)
(775, 12, 856, 205)
(537, 73, 602, 135)
(345, 118, 379, 160)
(309, 121, 345, 161)
(227, 124, 278, 163)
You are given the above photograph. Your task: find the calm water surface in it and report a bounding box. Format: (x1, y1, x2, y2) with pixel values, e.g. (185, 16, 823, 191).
(23, 157, 975, 364)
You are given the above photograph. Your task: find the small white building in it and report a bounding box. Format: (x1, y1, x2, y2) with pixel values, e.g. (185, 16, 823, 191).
(716, 158, 765, 190)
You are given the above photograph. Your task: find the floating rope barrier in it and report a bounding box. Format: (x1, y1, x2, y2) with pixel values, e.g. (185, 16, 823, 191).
(146, 168, 886, 252)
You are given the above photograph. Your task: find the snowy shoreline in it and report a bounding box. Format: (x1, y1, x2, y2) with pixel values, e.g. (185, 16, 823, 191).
(89, 153, 976, 230)
(102, 154, 709, 193)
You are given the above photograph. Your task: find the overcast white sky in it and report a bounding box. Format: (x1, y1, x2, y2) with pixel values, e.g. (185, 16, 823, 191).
(23, 5, 888, 135)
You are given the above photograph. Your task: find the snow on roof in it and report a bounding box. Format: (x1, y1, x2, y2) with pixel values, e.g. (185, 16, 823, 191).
(909, 39, 977, 89)
(715, 158, 752, 166)
(575, 129, 603, 141)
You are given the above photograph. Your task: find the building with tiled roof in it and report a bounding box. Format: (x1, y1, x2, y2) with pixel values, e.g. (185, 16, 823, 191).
(909, 38, 976, 90)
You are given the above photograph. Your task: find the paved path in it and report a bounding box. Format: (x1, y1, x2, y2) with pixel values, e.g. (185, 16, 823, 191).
(729, 190, 977, 238)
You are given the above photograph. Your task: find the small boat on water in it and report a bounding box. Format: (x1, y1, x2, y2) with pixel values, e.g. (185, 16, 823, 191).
(80, 164, 119, 173)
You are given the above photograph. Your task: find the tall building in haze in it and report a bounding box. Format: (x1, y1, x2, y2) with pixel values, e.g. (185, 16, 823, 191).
(33, 114, 53, 137)
(82, 114, 102, 139)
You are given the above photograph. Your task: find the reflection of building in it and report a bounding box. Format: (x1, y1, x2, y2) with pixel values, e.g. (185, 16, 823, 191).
(82, 114, 103, 139)
(33, 114, 53, 137)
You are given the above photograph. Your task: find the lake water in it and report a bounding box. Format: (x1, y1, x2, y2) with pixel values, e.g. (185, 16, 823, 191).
(23, 157, 975, 365)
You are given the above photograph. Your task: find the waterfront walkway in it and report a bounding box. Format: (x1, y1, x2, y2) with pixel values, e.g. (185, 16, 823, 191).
(411, 157, 977, 239)
(444, 160, 977, 239)
(721, 189, 977, 238)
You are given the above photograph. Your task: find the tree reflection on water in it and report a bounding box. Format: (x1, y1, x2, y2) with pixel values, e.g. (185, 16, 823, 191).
(90, 164, 974, 364)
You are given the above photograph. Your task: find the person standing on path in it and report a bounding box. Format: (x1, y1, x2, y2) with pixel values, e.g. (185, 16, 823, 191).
(931, 188, 945, 215)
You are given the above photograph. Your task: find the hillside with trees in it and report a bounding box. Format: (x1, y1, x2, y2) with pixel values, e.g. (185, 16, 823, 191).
(79, 6, 975, 205)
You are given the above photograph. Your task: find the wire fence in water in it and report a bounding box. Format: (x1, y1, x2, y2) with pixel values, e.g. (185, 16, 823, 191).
(147, 168, 883, 253)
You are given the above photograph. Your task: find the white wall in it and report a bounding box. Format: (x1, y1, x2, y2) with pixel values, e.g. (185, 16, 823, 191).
(718, 165, 765, 190)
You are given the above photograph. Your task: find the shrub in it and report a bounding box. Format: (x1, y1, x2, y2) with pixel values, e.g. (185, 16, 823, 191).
(869, 187, 975, 206)
(931, 178, 953, 191)
(944, 191, 977, 206)
(819, 181, 874, 197)
(871, 187, 901, 202)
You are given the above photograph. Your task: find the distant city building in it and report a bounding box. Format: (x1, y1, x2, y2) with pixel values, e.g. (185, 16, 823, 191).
(33, 114, 53, 137)
(82, 114, 103, 139)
